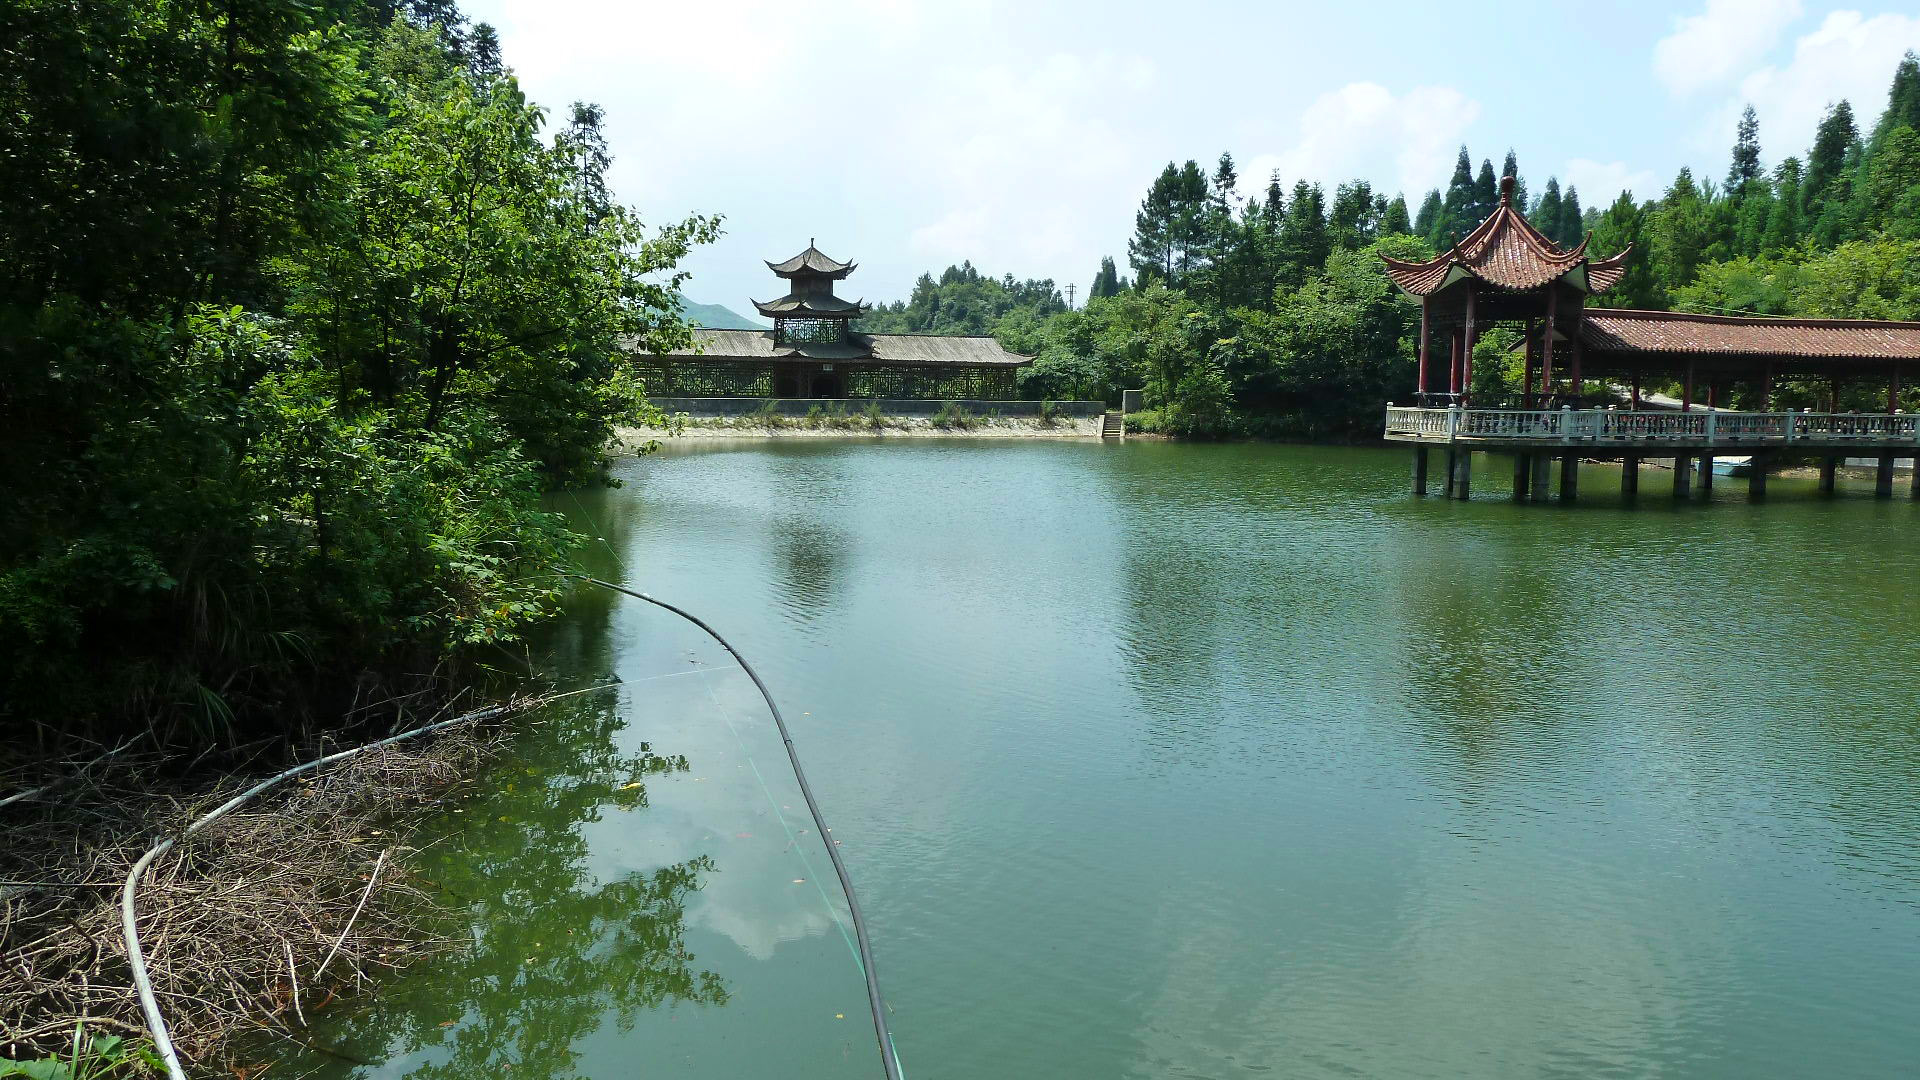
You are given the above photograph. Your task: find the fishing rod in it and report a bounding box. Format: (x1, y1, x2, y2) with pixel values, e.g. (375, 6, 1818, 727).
(562, 572, 905, 1080)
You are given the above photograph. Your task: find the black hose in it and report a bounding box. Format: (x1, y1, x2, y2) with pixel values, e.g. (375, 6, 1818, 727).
(564, 573, 904, 1080)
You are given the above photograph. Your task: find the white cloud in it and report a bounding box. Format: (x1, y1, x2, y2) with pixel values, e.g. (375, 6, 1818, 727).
(1562, 159, 1660, 205)
(1654, 0, 1804, 96)
(1248, 82, 1480, 200)
(1730, 11, 1920, 159)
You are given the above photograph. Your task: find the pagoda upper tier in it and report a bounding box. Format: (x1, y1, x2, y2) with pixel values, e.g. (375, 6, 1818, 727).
(754, 240, 867, 320)
(1382, 176, 1630, 297)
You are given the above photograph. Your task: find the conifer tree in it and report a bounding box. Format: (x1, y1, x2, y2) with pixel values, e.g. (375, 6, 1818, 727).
(1557, 186, 1584, 249)
(1327, 180, 1379, 250)
(1276, 180, 1328, 286)
(1381, 195, 1412, 236)
(1472, 158, 1498, 221)
(1435, 146, 1475, 247)
(1588, 192, 1659, 309)
(1863, 126, 1920, 231)
(1873, 51, 1920, 145)
(1129, 163, 1181, 284)
(1805, 100, 1861, 214)
(560, 102, 612, 229)
(468, 21, 502, 79)
(1413, 189, 1442, 239)
(1090, 256, 1121, 300)
(1535, 178, 1565, 243)
(1500, 150, 1527, 213)
(1727, 105, 1762, 191)
(1264, 171, 1286, 219)
(1763, 157, 1804, 253)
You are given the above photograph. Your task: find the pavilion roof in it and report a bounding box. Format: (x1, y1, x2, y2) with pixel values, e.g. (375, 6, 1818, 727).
(752, 293, 868, 317)
(1382, 176, 1630, 297)
(767, 242, 856, 279)
(1580, 309, 1920, 362)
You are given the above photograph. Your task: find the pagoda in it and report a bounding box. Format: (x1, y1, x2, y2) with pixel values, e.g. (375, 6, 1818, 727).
(754, 241, 869, 348)
(1382, 175, 1631, 408)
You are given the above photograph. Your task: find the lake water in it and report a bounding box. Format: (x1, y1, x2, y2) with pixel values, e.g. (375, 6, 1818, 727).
(304, 440, 1920, 1079)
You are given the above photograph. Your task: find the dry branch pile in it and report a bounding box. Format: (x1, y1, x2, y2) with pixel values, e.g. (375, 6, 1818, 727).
(1, 719, 502, 1072)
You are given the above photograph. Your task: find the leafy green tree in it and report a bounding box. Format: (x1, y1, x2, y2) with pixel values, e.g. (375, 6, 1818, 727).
(1327, 180, 1381, 250)
(1872, 51, 1920, 147)
(1763, 157, 1805, 253)
(1863, 126, 1920, 232)
(1090, 256, 1122, 300)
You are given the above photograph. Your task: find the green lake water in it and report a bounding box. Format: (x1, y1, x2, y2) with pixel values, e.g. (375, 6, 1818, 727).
(303, 440, 1920, 1079)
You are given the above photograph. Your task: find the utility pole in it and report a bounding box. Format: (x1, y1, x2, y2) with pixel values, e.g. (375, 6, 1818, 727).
(1064, 283, 1076, 310)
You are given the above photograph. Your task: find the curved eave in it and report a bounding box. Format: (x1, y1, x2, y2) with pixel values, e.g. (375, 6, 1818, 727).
(752, 297, 870, 317)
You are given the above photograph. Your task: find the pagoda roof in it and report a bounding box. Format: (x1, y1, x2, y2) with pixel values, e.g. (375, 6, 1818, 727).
(752, 293, 868, 317)
(767, 241, 856, 279)
(1382, 176, 1630, 297)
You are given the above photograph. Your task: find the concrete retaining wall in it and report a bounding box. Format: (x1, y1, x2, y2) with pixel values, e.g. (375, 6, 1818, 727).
(649, 397, 1106, 418)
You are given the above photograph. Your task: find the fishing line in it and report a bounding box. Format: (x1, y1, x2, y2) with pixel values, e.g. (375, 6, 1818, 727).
(562, 572, 905, 1080)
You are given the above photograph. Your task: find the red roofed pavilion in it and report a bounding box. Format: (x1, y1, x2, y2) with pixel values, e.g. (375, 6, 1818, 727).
(1381, 175, 1920, 504)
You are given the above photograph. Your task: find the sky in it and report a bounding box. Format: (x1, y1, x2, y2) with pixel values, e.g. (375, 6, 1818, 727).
(462, 0, 1920, 313)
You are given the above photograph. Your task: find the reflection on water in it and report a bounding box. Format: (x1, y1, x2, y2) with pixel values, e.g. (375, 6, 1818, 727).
(303, 440, 1920, 1080)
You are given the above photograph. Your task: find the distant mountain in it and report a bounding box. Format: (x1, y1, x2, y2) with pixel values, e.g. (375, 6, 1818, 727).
(676, 297, 767, 330)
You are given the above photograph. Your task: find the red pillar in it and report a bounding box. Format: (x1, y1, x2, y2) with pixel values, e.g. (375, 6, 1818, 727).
(1891, 364, 1902, 413)
(1462, 287, 1478, 404)
(1524, 319, 1538, 407)
(1631, 369, 1642, 409)
(1450, 328, 1463, 397)
(1417, 300, 1430, 397)
(1683, 362, 1695, 412)
(1762, 364, 1774, 410)
(1542, 287, 1558, 403)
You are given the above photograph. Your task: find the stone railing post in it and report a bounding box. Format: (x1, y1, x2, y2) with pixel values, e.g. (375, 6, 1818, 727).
(1703, 410, 1717, 445)
(1447, 404, 1460, 442)
(1560, 405, 1572, 444)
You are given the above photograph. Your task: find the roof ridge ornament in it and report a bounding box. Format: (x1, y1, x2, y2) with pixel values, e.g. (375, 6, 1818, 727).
(1499, 174, 1514, 206)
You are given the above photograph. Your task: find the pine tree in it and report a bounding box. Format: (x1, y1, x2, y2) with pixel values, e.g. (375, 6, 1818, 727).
(1727, 105, 1762, 191)
(1472, 158, 1498, 222)
(1500, 150, 1527, 213)
(1213, 152, 1240, 208)
(1588, 192, 1659, 309)
(1381, 195, 1412, 236)
(1327, 180, 1379, 250)
(1129, 163, 1181, 284)
(1873, 51, 1920, 145)
(1171, 159, 1213, 283)
(1558, 186, 1584, 249)
(1763, 157, 1804, 253)
(1805, 100, 1861, 213)
(560, 102, 612, 229)
(1864, 126, 1920, 230)
(1090, 256, 1121, 300)
(1264, 171, 1285, 219)
(1413, 189, 1442, 239)
(1276, 180, 1328, 286)
(1534, 178, 1565, 243)
(1435, 146, 1475, 247)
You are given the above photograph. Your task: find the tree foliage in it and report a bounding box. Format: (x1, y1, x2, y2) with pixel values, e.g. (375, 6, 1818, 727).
(0, 1, 716, 745)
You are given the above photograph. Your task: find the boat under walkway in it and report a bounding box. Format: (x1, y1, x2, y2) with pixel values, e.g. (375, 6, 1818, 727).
(1386, 406, 1920, 502)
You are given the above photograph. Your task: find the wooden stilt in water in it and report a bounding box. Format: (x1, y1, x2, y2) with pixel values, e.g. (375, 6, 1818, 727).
(1876, 453, 1895, 498)
(1513, 453, 1531, 501)
(1448, 449, 1471, 500)
(1698, 454, 1715, 496)
(1673, 455, 1693, 499)
(1748, 455, 1768, 502)
(1820, 456, 1837, 494)
(1412, 446, 1429, 496)
(1532, 453, 1551, 498)
(1559, 453, 1578, 502)
(1621, 455, 1639, 499)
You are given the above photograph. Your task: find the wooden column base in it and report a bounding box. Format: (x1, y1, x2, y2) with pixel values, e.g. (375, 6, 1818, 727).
(1698, 455, 1715, 495)
(1876, 454, 1895, 498)
(1673, 455, 1693, 499)
(1748, 455, 1768, 502)
(1621, 455, 1639, 499)
(1819, 456, 1838, 494)
(1412, 446, 1430, 496)
(1513, 454, 1531, 501)
(1559, 453, 1579, 502)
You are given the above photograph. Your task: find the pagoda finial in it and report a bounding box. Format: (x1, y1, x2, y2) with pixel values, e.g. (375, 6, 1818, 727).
(1499, 175, 1514, 206)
